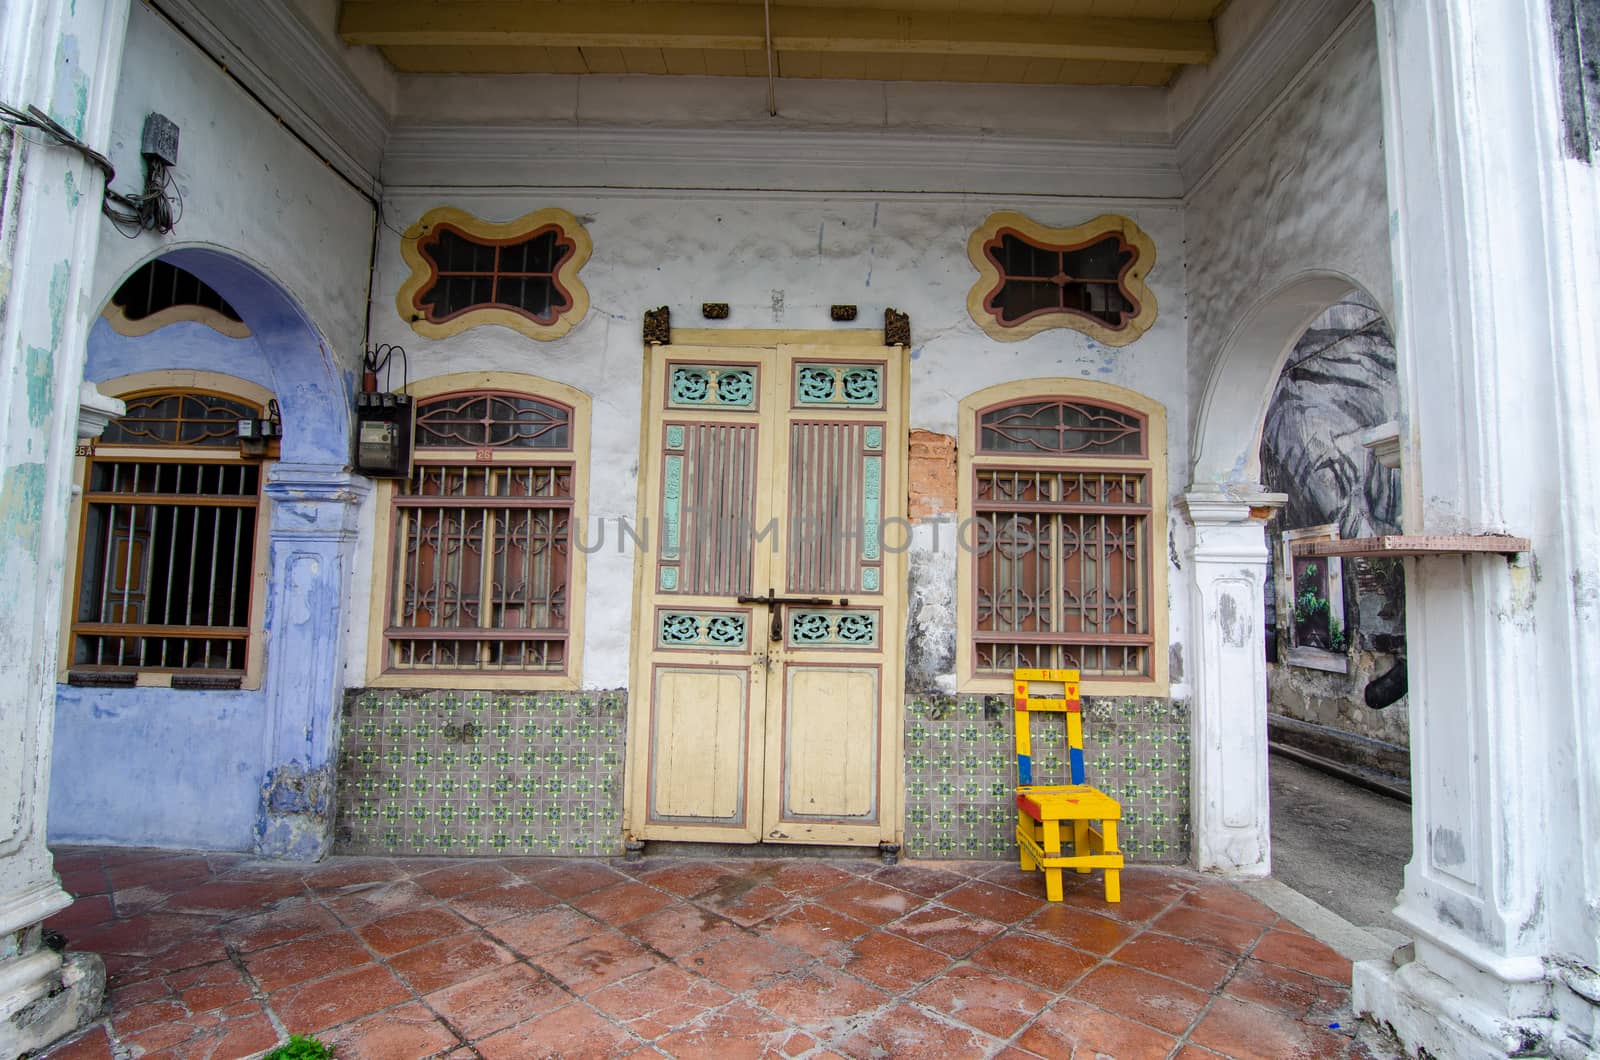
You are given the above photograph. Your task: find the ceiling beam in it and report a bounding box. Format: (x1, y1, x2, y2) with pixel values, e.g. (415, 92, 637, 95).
(339, 3, 1217, 66)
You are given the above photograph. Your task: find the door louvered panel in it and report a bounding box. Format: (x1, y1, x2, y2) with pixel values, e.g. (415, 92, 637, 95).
(786, 421, 874, 595)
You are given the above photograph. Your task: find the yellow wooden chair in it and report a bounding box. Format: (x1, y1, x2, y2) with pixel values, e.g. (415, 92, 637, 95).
(1012, 668, 1124, 903)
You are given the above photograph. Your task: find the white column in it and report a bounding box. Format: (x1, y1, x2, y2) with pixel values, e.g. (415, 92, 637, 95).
(1357, 1, 1600, 1055)
(1181, 487, 1283, 876)
(0, 0, 129, 1053)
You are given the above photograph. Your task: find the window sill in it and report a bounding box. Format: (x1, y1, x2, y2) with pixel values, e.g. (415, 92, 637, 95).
(64, 670, 246, 690)
(365, 672, 581, 692)
(1285, 647, 1349, 674)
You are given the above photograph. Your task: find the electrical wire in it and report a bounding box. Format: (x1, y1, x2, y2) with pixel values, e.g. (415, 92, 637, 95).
(0, 100, 180, 237)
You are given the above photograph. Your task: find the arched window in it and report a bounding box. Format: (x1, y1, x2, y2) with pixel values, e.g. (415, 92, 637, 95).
(372, 374, 590, 687)
(67, 380, 272, 688)
(958, 382, 1169, 692)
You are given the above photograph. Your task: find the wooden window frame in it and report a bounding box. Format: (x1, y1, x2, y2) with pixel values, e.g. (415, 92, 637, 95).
(966, 211, 1159, 347)
(957, 379, 1169, 697)
(397, 206, 592, 343)
(366, 372, 591, 691)
(58, 372, 276, 690)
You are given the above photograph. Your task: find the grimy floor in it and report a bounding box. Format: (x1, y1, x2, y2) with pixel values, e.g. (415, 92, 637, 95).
(38, 847, 1380, 1059)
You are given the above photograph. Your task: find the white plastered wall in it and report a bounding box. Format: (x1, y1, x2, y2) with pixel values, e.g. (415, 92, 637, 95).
(344, 189, 1192, 693)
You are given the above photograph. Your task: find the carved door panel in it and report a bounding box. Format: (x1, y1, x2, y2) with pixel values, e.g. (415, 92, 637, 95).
(628, 333, 905, 847)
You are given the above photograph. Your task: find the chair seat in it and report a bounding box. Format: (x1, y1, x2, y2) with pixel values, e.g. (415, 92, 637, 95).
(1016, 784, 1122, 821)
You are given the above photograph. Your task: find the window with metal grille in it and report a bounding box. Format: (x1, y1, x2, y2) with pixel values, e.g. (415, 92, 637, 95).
(413, 225, 576, 326)
(969, 396, 1154, 680)
(69, 390, 264, 685)
(383, 390, 576, 676)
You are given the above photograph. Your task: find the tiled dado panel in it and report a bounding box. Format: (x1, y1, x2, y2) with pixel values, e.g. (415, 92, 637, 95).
(334, 689, 627, 857)
(335, 688, 1188, 862)
(902, 695, 1191, 864)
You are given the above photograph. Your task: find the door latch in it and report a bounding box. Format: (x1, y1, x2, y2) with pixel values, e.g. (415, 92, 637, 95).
(737, 590, 852, 642)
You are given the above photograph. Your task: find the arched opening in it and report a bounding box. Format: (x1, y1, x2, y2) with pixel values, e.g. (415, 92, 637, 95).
(1189, 274, 1413, 946)
(50, 247, 365, 857)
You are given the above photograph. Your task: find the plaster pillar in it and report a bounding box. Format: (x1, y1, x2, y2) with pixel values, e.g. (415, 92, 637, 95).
(256, 463, 369, 860)
(1181, 486, 1283, 877)
(0, 0, 128, 1053)
(1356, 1, 1600, 1055)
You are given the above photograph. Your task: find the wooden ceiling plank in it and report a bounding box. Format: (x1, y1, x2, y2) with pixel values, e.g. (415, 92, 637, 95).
(340, 1, 1216, 65)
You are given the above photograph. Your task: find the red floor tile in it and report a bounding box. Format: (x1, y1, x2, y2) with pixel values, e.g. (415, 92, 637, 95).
(448, 881, 558, 926)
(324, 880, 440, 926)
(387, 930, 515, 994)
(586, 964, 732, 1040)
(221, 899, 343, 953)
(244, 930, 374, 993)
(1250, 928, 1355, 983)
(828, 929, 949, 991)
(1188, 995, 1351, 1060)
(487, 906, 603, 957)
(867, 863, 968, 899)
(1181, 883, 1281, 926)
(684, 933, 804, 992)
(940, 880, 1048, 925)
(41, 846, 1393, 1060)
(818, 879, 922, 926)
(570, 880, 678, 925)
(518, 860, 628, 899)
(630, 860, 740, 899)
(1024, 903, 1138, 955)
(535, 927, 660, 994)
(1014, 996, 1180, 1059)
(166, 960, 255, 1013)
(765, 861, 859, 899)
(753, 964, 890, 1027)
(321, 1001, 461, 1059)
(758, 902, 872, 959)
(424, 963, 568, 1040)
(413, 861, 518, 900)
(1150, 906, 1271, 955)
(475, 1000, 639, 1059)
(1111, 931, 1241, 991)
(693, 882, 795, 927)
(621, 902, 743, 957)
(833, 1001, 993, 1059)
(651, 999, 794, 1060)
(356, 905, 471, 956)
(910, 963, 1053, 1038)
(1224, 957, 1348, 1017)
(886, 905, 1005, 957)
(37, 1023, 114, 1060)
(1068, 961, 1211, 1035)
(45, 895, 114, 934)
(268, 963, 411, 1035)
(967, 932, 1100, 992)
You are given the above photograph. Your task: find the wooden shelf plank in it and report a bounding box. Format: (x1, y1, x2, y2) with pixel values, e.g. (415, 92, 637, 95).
(1291, 534, 1529, 558)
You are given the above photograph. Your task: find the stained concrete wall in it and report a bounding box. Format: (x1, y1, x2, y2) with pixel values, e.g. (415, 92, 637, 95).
(1185, 10, 1393, 484)
(347, 191, 1194, 695)
(48, 2, 375, 851)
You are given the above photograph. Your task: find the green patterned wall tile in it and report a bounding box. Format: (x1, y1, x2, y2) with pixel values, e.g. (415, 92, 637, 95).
(336, 688, 627, 858)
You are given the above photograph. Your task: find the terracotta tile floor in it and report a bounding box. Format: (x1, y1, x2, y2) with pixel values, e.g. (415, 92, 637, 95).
(38, 848, 1386, 1059)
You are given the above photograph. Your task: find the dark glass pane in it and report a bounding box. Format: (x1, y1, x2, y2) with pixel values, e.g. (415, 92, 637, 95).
(979, 400, 1143, 455)
(111, 259, 243, 322)
(995, 279, 1061, 325)
(1060, 236, 1132, 280)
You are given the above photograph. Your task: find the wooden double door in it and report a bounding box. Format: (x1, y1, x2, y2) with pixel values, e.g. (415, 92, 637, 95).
(627, 330, 906, 847)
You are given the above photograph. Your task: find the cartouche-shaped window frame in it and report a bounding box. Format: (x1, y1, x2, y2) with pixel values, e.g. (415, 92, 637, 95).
(965, 211, 1159, 347)
(397, 206, 593, 342)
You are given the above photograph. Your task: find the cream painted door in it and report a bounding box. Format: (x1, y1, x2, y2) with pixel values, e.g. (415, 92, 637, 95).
(627, 332, 906, 847)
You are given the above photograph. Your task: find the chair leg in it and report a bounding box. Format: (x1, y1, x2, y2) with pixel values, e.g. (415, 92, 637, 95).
(1073, 819, 1091, 873)
(1102, 819, 1122, 903)
(1042, 820, 1064, 902)
(1017, 812, 1036, 871)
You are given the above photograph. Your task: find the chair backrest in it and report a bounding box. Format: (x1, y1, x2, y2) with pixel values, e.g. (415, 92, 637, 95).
(1013, 668, 1084, 786)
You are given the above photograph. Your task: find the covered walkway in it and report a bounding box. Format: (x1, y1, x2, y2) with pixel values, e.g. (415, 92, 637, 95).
(39, 848, 1384, 1059)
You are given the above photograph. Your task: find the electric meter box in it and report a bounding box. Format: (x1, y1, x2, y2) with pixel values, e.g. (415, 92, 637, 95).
(354, 392, 414, 478)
